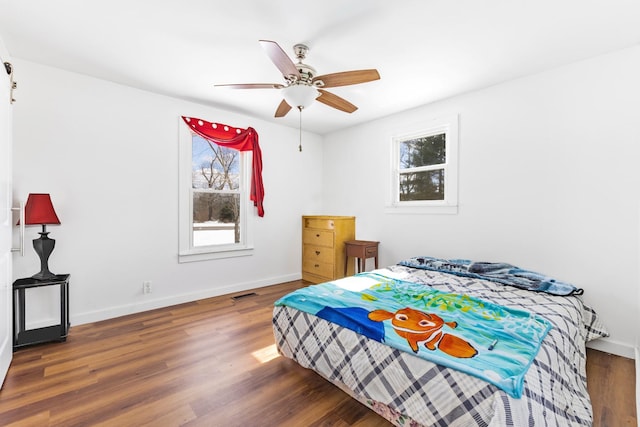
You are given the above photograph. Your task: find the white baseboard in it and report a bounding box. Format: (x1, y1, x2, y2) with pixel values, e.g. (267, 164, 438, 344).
(586, 338, 635, 359)
(72, 272, 302, 326)
(0, 335, 11, 388)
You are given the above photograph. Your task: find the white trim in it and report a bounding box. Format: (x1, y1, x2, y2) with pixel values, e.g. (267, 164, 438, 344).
(0, 41, 13, 387)
(178, 118, 254, 262)
(71, 272, 302, 326)
(637, 199, 640, 419)
(178, 246, 253, 262)
(386, 113, 459, 214)
(384, 204, 458, 215)
(636, 345, 640, 421)
(586, 338, 636, 359)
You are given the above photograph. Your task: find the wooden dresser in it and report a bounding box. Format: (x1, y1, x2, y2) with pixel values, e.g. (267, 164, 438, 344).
(302, 215, 356, 283)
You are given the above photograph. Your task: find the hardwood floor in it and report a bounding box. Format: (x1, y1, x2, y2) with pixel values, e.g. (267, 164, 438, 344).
(0, 280, 636, 427)
(586, 348, 637, 426)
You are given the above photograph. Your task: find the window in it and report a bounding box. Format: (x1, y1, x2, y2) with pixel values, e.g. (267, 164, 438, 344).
(388, 114, 458, 214)
(179, 121, 253, 262)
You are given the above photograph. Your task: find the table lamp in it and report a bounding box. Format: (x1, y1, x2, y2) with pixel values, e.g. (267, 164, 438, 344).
(23, 193, 61, 280)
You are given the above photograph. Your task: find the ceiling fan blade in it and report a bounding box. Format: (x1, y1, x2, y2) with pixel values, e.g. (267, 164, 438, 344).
(313, 69, 380, 88)
(316, 89, 357, 113)
(275, 99, 292, 117)
(259, 40, 300, 79)
(214, 83, 285, 89)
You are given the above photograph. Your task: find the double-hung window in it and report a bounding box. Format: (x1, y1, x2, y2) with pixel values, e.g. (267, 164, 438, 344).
(179, 121, 253, 262)
(388, 114, 459, 214)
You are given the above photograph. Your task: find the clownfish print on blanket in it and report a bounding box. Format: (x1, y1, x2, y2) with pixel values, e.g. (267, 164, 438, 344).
(368, 307, 478, 358)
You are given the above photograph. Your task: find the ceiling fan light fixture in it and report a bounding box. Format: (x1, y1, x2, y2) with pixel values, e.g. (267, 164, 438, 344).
(282, 83, 318, 109)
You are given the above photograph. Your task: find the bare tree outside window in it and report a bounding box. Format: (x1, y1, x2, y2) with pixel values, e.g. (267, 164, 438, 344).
(192, 136, 241, 246)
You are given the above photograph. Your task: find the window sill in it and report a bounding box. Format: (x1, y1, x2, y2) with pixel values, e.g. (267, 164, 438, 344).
(178, 246, 254, 263)
(384, 204, 458, 215)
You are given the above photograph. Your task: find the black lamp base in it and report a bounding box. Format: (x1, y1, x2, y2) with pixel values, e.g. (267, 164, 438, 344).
(32, 230, 57, 281)
(32, 271, 57, 281)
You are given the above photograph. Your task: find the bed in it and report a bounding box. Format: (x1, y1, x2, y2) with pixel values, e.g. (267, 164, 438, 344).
(272, 256, 608, 427)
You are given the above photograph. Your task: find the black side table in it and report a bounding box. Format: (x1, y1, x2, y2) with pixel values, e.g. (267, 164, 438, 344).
(12, 274, 70, 350)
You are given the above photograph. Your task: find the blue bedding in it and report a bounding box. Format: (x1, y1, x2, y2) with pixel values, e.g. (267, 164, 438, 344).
(275, 272, 552, 398)
(399, 256, 584, 296)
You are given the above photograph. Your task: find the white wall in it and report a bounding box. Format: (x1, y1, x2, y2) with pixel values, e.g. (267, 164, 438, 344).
(9, 46, 640, 358)
(322, 46, 640, 357)
(0, 34, 14, 387)
(637, 202, 640, 415)
(11, 59, 323, 325)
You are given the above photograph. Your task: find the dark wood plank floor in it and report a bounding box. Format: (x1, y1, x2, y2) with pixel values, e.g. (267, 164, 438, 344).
(586, 347, 637, 426)
(0, 280, 636, 426)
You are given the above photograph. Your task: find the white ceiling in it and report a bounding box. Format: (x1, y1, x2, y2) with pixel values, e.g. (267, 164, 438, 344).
(1, 0, 639, 135)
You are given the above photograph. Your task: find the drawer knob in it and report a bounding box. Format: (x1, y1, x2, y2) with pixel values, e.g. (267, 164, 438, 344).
(315, 250, 320, 255)
(316, 233, 320, 237)
(314, 264, 320, 268)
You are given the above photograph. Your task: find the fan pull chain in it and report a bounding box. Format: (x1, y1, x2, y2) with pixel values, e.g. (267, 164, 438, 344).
(298, 106, 303, 152)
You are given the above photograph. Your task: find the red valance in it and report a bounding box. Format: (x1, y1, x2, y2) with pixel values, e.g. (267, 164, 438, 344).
(182, 116, 264, 217)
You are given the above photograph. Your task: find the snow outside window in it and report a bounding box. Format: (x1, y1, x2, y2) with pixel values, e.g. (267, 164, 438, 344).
(178, 123, 253, 262)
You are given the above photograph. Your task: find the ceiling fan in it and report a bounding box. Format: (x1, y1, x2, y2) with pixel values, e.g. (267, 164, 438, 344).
(215, 40, 380, 118)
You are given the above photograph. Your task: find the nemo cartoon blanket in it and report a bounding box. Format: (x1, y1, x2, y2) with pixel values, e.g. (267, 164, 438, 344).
(274, 272, 552, 398)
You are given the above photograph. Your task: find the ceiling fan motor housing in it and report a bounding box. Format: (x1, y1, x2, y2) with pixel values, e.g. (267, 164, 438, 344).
(289, 43, 318, 85)
(293, 43, 308, 60)
(295, 63, 316, 84)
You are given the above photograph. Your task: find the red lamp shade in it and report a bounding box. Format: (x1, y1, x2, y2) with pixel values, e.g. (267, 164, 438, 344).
(24, 193, 61, 225)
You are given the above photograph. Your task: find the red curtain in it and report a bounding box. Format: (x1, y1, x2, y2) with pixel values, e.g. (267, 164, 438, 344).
(182, 116, 264, 217)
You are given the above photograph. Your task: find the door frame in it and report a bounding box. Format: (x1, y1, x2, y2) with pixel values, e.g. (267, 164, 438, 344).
(0, 40, 14, 387)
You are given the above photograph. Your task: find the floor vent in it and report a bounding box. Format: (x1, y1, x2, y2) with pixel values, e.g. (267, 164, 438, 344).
(231, 292, 258, 301)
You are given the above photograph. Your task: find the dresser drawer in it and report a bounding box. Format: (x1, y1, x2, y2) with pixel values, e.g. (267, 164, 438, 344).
(303, 229, 334, 247)
(303, 217, 335, 230)
(365, 245, 378, 256)
(302, 259, 334, 278)
(303, 245, 334, 263)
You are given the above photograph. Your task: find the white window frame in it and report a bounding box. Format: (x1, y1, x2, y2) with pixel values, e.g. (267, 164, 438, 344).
(178, 119, 254, 262)
(387, 114, 459, 214)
